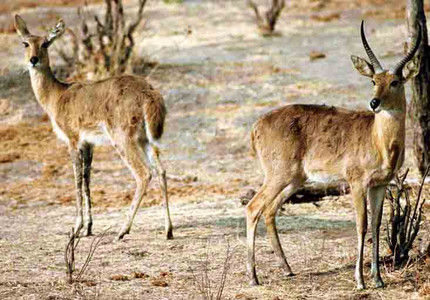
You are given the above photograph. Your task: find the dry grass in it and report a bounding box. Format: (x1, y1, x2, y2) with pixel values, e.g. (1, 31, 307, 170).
(190, 241, 234, 300)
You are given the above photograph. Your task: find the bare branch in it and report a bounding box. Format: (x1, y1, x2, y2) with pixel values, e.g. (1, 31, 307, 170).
(76, 227, 111, 281)
(407, 165, 430, 241)
(248, 0, 264, 28)
(65, 227, 111, 284)
(55, 0, 149, 80)
(248, 0, 285, 35)
(385, 166, 430, 266)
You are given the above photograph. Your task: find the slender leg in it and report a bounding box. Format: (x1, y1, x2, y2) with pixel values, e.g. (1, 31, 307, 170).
(351, 183, 367, 290)
(246, 194, 263, 286)
(82, 143, 94, 236)
(246, 182, 286, 286)
(263, 183, 299, 276)
(144, 144, 173, 240)
(117, 139, 152, 240)
(368, 185, 387, 288)
(70, 148, 84, 236)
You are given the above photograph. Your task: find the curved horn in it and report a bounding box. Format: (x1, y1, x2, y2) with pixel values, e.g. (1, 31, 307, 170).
(361, 20, 384, 73)
(392, 24, 422, 76)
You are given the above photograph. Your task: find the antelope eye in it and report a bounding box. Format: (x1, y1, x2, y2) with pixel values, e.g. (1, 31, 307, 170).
(371, 80, 376, 86)
(391, 80, 399, 87)
(41, 41, 49, 48)
(22, 42, 29, 48)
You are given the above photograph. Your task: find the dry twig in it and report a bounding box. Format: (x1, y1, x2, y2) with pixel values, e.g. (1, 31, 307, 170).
(386, 166, 430, 267)
(65, 227, 111, 283)
(190, 241, 234, 300)
(65, 227, 80, 284)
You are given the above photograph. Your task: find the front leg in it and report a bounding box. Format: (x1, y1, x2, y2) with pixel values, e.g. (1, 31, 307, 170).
(351, 183, 367, 290)
(82, 143, 94, 236)
(70, 147, 84, 236)
(368, 185, 387, 288)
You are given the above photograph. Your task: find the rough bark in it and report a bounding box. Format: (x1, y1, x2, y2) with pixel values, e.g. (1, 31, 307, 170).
(407, 0, 430, 177)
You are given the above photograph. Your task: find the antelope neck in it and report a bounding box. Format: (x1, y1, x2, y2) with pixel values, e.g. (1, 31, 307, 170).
(371, 107, 406, 163)
(29, 65, 67, 109)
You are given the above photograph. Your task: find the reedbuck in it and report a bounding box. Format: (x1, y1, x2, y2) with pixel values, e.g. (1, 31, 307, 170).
(14, 15, 173, 240)
(247, 21, 421, 289)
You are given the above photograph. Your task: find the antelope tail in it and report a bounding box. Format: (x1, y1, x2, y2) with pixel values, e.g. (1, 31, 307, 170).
(250, 129, 257, 157)
(144, 93, 167, 144)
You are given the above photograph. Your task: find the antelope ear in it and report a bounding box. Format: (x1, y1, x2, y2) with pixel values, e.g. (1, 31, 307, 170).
(351, 55, 375, 77)
(403, 57, 420, 82)
(45, 19, 65, 46)
(14, 15, 30, 39)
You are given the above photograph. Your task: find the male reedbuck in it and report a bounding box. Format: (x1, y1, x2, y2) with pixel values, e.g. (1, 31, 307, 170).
(247, 21, 421, 289)
(14, 15, 173, 240)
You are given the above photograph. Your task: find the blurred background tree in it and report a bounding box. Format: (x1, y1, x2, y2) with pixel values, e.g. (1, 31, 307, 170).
(55, 0, 147, 80)
(248, 0, 285, 36)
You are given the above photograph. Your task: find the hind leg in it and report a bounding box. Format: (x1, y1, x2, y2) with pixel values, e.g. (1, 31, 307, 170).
(143, 143, 173, 239)
(109, 134, 152, 240)
(263, 180, 302, 276)
(246, 179, 287, 286)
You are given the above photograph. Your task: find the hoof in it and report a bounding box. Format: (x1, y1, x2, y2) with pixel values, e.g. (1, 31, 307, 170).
(117, 230, 129, 240)
(83, 229, 93, 237)
(249, 278, 260, 286)
(249, 280, 260, 286)
(279, 264, 294, 277)
(166, 229, 174, 240)
(284, 271, 295, 277)
(374, 279, 385, 289)
(356, 283, 366, 291)
(84, 223, 93, 236)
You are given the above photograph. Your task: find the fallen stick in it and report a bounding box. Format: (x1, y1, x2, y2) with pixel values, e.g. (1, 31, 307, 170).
(239, 180, 414, 206)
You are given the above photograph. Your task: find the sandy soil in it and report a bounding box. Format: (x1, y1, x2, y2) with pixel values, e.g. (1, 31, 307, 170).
(1, 0, 430, 299)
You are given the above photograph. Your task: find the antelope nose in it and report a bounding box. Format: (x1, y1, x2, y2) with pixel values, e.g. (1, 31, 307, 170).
(30, 56, 39, 66)
(370, 98, 381, 110)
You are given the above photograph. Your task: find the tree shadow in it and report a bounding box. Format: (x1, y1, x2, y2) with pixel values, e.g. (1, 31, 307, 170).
(306, 263, 355, 278)
(174, 215, 355, 237)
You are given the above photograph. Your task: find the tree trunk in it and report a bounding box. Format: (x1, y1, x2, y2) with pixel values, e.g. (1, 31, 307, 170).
(407, 0, 430, 177)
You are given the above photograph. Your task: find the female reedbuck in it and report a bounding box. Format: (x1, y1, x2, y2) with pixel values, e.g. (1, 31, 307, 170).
(247, 21, 421, 290)
(14, 15, 173, 240)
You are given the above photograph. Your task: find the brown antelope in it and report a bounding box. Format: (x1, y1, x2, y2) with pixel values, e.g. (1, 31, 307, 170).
(14, 15, 173, 240)
(247, 21, 421, 290)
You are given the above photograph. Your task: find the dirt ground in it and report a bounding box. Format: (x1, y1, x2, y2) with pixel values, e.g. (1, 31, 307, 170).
(2, 0, 430, 299)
